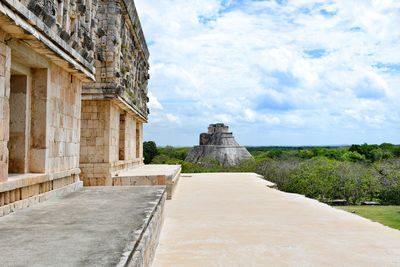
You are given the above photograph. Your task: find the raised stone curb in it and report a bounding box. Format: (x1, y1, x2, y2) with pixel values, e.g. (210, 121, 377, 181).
(0, 180, 83, 217)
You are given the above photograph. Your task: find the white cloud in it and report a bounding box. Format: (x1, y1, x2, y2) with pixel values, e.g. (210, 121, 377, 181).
(147, 92, 163, 110)
(166, 113, 181, 124)
(137, 0, 400, 146)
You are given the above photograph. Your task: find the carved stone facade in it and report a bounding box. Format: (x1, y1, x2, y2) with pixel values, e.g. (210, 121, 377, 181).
(80, 0, 149, 186)
(0, 0, 151, 214)
(0, 0, 98, 216)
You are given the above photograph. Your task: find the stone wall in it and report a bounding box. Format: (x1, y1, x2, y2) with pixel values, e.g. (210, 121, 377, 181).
(80, 0, 148, 186)
(0, 38, 11, 182)
(0, 0, 91, 212)
(80, 100, 144, 186)
(48, 64, 81, 173)
(10, 0, 97, 72)
(0, 40, 85, 216)
(127, 188, 166, 267)
(80, 100, 108, 164)
(0, 0, 151, 212)
(82, 0, 149, 121)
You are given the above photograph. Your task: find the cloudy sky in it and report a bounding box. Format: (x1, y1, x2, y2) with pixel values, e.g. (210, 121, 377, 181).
(135, 0, 400, 146)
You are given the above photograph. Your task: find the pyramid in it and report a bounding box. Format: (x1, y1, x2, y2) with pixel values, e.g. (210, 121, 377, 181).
(185, 123, 253, 167)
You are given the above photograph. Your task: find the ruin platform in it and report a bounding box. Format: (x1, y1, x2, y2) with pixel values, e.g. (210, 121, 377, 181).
(0, 186, 166, 267)
(154, 173, 400, 266)
(113, 164, 181, 199)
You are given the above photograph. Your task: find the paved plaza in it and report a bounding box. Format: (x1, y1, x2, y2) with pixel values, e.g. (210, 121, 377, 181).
(153, 173, 400, 267)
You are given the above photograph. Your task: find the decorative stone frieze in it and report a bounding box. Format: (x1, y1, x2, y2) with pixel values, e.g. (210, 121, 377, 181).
(82, 0, 149, 121)
(0, 0, 153, 214)
(80, 0, 150, 186)
(0, 0, 95, 213)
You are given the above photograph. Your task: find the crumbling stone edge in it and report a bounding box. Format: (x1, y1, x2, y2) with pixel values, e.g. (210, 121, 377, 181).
(0, 181, 83, 217)
(166, 167, 181, 200)
(118, 188, 167, 267)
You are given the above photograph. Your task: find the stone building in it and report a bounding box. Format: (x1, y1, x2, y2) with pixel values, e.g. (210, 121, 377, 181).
(0, 0, 181, 217)
(79, 0, 150, 186)
(0, 2, 174, 265)
(0, 0, 97, 216)
(186, 123, 253, 167)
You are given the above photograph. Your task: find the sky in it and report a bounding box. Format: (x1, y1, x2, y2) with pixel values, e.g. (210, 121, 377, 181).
(134, 0, 400, 146)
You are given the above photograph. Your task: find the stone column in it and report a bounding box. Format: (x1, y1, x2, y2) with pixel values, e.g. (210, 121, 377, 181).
(0, 40, 11, 182)
(30, 68, 49, 173)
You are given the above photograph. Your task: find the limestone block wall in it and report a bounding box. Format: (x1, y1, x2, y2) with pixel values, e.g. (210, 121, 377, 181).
(47, 64, 81, 173)
(79, 0, 149, 186)
(125, 113, 139, 161)
(109, 102, 120, 163)
(0, 40, 11, 183)
(80, 100, 109, 164)
(80, 100, 144, 186)
(0, 30, 86, 216)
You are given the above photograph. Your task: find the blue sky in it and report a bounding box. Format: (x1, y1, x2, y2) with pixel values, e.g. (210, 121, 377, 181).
(135, 0, 400, 146)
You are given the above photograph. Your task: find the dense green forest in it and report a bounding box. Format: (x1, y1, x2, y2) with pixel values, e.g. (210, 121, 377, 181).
(143, 142, 400, 205)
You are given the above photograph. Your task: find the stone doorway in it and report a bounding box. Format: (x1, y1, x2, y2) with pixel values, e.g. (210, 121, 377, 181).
(136, 122, 140, 159)
(119, 113, 126, 161)
(8, 74, 30, 174)
(8, 63, 48, 175)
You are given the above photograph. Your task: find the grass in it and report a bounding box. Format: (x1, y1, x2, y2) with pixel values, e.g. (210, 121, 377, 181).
(337, 206, 400, 230)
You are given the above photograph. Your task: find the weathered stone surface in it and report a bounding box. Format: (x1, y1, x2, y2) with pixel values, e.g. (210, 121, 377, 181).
(79, 100, 145, 185)
(0, 0, 92, 214)
(186, 123, 253, 167)
(0, 0, 152, 219)
(0, 186, 166, 267)
(114, 164, 182, 199)
(154, 173, 400, 267)
(0, 0, 95, 79)
(79, 0, 150, 184)
(82, 0, 150, 121)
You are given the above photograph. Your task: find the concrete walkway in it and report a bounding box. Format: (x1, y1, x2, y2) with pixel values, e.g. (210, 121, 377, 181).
(153, 173, 400, 267)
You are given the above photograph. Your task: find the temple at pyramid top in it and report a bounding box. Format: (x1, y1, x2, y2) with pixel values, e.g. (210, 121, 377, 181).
(185, 123, 253, 167)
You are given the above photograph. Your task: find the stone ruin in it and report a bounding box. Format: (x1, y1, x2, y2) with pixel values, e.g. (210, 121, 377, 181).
(185, 123, 253, 167)
(0, 1, 179, 265)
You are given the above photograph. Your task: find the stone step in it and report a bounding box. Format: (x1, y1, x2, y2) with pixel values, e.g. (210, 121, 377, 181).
(113, 164, 181, 199)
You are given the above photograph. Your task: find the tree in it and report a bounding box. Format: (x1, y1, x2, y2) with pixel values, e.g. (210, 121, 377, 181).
(143, 141, 158, 164)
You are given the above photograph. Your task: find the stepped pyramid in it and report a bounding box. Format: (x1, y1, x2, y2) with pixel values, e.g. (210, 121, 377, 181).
(185, 123, 253, 167)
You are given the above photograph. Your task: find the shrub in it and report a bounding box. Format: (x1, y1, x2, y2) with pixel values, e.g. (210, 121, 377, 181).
(199, 156, 221, 169)
(143, 141, 158, 164)
(181, 161, 209, 173)
(374, 159, 400, 204)
(231, 158, 256, 172)
(281, 158, 378, 204)
(341, 151, 366, 163)
(379, 185, 400, 205)
(151, 154, 171, 164)
(255, 158, 300, 189)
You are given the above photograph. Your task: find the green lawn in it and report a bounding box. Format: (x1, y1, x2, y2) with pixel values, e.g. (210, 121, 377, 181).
(337, 206, 400, 230)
